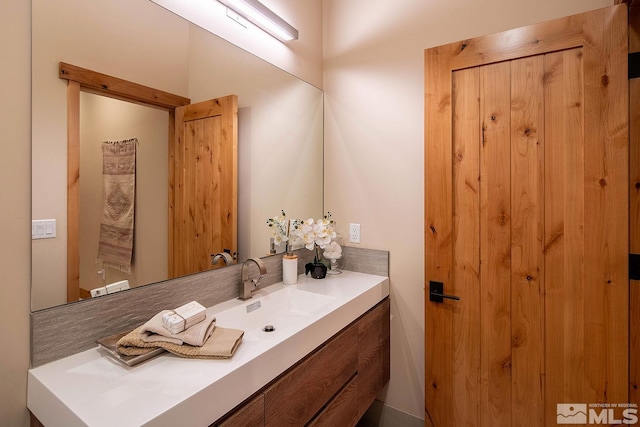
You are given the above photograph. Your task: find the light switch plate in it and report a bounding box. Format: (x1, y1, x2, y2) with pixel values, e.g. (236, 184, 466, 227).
(32, 219, 57, 240)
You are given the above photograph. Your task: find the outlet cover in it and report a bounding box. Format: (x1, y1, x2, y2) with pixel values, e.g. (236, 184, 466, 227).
(349, 223, 361, 243)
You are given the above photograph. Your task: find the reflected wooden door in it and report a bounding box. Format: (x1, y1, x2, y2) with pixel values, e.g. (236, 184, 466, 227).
(425, 6, 629, 426)
(171, 95, 238, 278)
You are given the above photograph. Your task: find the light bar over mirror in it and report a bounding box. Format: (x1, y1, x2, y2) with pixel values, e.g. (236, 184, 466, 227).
(216, 0, 299, 41)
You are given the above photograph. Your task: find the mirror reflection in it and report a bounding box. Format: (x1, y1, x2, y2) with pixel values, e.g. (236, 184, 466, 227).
(31, 0, 323, 311)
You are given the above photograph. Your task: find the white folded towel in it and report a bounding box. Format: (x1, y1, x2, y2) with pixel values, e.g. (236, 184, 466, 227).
(140, 309, 216, 347)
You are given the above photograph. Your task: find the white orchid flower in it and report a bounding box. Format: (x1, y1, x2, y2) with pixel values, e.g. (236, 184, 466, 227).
(323, 241, 342, 259)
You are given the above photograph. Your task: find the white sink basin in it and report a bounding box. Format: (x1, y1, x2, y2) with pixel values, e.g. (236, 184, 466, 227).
(28, 271, 389, 427)
(214, 288, 336, 335)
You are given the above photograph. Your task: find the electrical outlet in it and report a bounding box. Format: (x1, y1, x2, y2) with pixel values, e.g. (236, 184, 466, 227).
(349, 223, 361, 243)
(90, 287, 108, 297)
(106, 280, 130, 294)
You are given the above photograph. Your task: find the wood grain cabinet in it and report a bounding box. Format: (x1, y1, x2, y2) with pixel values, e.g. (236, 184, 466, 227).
(217, 394, 264, 427)
(213, 298, 390, 427)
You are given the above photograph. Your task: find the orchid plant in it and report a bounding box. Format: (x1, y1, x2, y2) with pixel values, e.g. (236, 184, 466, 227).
(292, 212, 336, 265)
(266, 210, 293, 249)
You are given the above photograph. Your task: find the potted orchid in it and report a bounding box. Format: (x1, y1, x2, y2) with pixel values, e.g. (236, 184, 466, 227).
(266, 210, 294, 253)
(293, 212, 336, 279)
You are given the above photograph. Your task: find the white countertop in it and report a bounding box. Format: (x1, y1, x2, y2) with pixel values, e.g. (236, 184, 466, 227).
(28, 271, 389, 427)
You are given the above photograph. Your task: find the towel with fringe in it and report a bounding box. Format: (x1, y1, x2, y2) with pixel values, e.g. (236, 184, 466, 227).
(116, 325, 244, 359)
(97, 138, 137, 274)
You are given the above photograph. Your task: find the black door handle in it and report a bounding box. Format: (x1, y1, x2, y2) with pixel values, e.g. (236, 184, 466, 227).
(429, 281, 460, 303)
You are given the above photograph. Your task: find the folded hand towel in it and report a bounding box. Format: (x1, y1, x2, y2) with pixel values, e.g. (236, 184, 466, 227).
(141, 310, 216, 347)
(117, 325, 244, 359)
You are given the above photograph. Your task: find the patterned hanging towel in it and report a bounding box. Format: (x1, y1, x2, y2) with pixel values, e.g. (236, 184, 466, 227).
(97, 138, 137, 274)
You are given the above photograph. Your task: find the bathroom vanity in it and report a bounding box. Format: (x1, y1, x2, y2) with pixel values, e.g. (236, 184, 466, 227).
(28, 271, 390, 426)
(217, 298, 390, 426)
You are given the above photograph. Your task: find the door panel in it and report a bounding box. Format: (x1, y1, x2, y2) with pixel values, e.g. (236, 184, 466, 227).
(452, 66, 481, 426)
(171, 95, 238, 278)
(543, 48, 586, 422)
(583, 6, 630, 409)
(510, 55, 545, 426)
(479, 61, 512, 426)
(425, 6, 629, 426)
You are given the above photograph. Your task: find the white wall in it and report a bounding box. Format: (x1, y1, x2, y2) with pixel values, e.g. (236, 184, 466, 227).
(0, 1, 31, 425)
(322, 0, 613, 419)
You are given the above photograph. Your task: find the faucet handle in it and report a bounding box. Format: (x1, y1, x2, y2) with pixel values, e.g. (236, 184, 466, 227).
(211, 252, 233, 266)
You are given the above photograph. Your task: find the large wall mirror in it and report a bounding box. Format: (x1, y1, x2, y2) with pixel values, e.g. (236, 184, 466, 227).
(31, 0, 323, 311)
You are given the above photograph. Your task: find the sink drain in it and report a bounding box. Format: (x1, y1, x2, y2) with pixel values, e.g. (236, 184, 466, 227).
(263, 324, 275, 332)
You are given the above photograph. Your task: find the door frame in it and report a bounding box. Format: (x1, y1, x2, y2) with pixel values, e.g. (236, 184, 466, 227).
(424, 5, 629, 425)
(58, 62, 190, 302)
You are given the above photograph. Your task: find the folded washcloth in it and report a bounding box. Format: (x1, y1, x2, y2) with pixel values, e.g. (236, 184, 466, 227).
(141, 310, 216, 347)
(117, 325, 244, 359)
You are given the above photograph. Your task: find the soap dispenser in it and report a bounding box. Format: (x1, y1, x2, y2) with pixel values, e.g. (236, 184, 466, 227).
(282, 249, 298, 285)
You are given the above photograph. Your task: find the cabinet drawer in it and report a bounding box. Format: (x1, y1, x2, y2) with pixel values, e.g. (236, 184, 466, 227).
(357, 298, 390, 418)
(264, 323, 358, 426)
(215, 394, 264, 427)
(308, 375, 359, 427)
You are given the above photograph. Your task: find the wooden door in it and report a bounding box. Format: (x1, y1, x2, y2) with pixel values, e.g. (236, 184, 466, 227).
(170, 95, 238, 278)
(425, 6, 630, 426)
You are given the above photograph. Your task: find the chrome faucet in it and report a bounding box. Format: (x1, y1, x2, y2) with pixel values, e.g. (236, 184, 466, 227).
(211, 252, 234, 266)
(239, 257, 267, 300)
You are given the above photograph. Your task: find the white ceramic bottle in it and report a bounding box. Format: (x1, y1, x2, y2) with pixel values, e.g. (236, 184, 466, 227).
(282, 253, 298, 285)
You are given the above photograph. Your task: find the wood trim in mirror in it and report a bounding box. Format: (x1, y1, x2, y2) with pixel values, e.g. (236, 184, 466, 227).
(59, 62, 190, 109)
(59, 62, 191, 303)
(66, 81, 80, 303)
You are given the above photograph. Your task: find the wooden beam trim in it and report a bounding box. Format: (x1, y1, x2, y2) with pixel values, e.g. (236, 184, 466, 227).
(59, 62, 190, 110)
(445, 11, 586, 70)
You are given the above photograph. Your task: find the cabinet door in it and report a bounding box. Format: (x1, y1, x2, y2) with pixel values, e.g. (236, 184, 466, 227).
(215, 394, 264, 427)
(308, 375, 359, 427)
(357, 298, 390, 419)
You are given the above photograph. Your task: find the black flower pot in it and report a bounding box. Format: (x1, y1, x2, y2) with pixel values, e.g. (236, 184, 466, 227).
(305, 262, 327, 279)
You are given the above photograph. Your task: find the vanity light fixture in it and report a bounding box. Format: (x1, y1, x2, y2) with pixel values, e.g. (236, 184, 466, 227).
(216, 0, 298, 42)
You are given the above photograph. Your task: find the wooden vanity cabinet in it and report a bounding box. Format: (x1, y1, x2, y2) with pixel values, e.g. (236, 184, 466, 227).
(356, 295, 390, 419)
(213, 298, 390, 427)
(264, 323, 358, 426)
(307, 374, 359, 427)
(217, 394, 264, 427)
